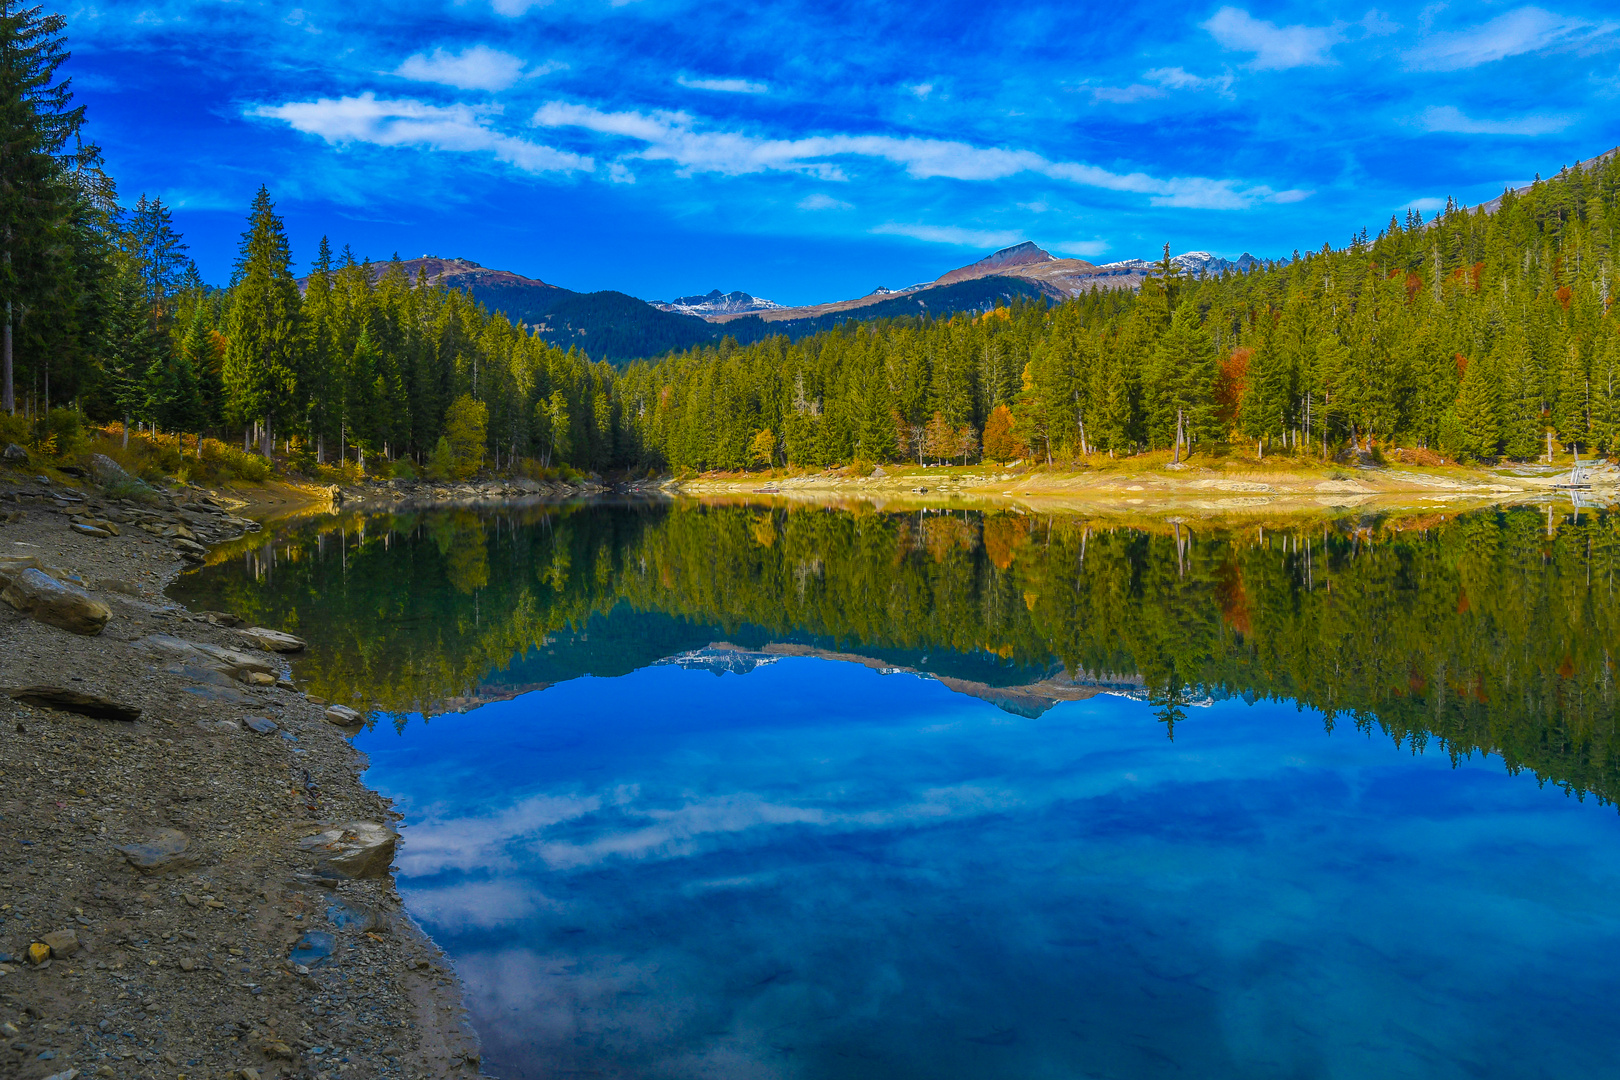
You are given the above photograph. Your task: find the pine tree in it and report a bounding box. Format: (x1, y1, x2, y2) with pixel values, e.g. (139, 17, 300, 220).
(222, 185, 301, 455)
(1147, 299, 1218, 459)
(1453, 353, 1501, 460)
(0, 2, 88, 414)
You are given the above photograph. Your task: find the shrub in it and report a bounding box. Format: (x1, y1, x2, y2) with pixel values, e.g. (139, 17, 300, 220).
(0, 411, 27, 448)
(44, 408, 85, 457)
(103, 478, 159, 503)
(426, 436, 456, 481)
(389, 458, 417, 481)
(443, 395, 487, 479)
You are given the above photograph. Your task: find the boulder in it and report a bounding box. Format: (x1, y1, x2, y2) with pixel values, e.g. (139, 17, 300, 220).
(146, 635, 277, 680)
(1, 443, 25, 462)
(89, 453, 131, 485)
(9, 686, 141, 722)
(241, 626, 306, 652)
(324, 704, 363, 725)
(297, 821, 397, 879)
(243, 715, 279, 735)
(118, 828, 196, 873)
(1, 568, 111, 634)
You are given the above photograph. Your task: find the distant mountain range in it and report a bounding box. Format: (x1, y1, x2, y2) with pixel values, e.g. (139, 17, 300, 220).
(651, 289, 783, 316)
(316, 243, 1261, 363)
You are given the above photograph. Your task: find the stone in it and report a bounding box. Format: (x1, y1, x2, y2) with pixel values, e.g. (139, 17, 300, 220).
(41, 1070, 79, 1080)
(41, 929, 78, 958)
(1, 443, 25, 461)
(162, 523, 196, 540)
(244, 671, 275, 687)
(298, 821, 397, 879)
(198, 610, 245, 627)
(324, 704, 363, 725)
(262, 1041, 295, 1059)
(178, 957, 196, 971)
(70, 522, 113, 539)
(172, 537, 207, 555)
(241, 626, 306, 652)
(243, 715, 279, 735)
(88, 453, 131, 485)
(26, 942, 50, 965)
(117, 828, 196, 873)
(8, 686, 141, 722)
(97, 578, 142, 595)
(1, 568, 111, 634)
(240, 1069, 263, 1080)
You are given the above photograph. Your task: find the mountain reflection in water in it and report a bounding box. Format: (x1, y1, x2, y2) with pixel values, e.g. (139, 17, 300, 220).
(173, 500, 1620, 1078)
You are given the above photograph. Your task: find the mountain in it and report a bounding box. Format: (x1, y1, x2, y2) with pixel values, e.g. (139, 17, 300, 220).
(707, 242, 1260, 327)
(303, 242, 1259, 365)
(651, 289, 782, 316)
(299, 256, 724, 361)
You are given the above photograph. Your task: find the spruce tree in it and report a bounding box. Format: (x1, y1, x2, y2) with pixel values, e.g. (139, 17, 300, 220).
(1453, 353, 1501, 460)
(0, 2, 87, 414)
(222, 185, 300, 455)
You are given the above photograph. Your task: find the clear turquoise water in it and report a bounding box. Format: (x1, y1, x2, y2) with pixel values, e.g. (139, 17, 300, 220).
(357, 657, 1620, 1080)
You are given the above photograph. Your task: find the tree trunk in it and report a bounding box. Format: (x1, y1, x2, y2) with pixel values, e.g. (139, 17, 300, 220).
(3, 282, 13, 416)
(1173, 407, 1184, 464)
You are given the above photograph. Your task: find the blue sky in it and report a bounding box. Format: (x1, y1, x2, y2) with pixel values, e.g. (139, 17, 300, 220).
(67, 1, 1620, 304)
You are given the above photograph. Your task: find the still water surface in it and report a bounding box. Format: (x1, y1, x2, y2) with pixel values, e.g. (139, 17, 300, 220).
(174, 500, 1620, 1078)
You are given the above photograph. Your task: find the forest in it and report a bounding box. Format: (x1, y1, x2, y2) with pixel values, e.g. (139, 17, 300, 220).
(3, 7, 1618, 477)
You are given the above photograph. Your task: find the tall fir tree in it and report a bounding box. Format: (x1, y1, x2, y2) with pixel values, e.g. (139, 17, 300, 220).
(222, 185, 301, 455)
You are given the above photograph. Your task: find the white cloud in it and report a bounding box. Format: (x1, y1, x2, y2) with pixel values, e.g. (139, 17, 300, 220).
(251, 93, 593, 174)
(798, 193, 852, 210)
(906, 82, 934, 99)
(676, 74, 768, 94)
(491, 0, 550, 14)
(532, 100, 1293, 208)
(1202, 6, 1342, 69)
(1406, 7, 1611, 70)
(872, 223, 1026, 248)
(395, 45, 529, 92)
(1092, 66, 1234, 104)
(1143, 66, 1235, 94)
(1420, 104, 1573, 135)
(1091, 84, 1165, 104)
(1404, 196, 1448, 214)
(1361, 9, 1401, 36)
(609, 162, 636, 184)
(1053, 239, 1111, 258)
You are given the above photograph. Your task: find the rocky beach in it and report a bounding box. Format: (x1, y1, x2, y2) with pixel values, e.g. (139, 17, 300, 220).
(0, 462, 482, 1080)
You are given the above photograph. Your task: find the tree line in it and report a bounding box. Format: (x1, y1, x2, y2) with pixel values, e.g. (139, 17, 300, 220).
(4, 6, 1618, 475)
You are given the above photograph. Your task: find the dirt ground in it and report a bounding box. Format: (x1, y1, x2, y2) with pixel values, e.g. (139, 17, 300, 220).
(0, 469, 483, 1080)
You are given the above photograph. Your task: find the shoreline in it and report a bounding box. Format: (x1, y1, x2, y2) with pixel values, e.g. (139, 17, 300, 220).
(0, 470, 482, 1079)
(665, 455, 1620, 517)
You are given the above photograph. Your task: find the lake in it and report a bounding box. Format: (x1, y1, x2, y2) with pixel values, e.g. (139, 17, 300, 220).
(173, 498, 1620, 1079)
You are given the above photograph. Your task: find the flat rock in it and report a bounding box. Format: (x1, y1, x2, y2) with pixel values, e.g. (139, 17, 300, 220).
(298, 821, 397, 879)
(324, 704, 363, 725)
(241, 626, 306, 652)
(9, 686, 141, 722)
(70, 522, 114, 538)
(41, 929, 79, 958)
(327, 899, 390, 934)
(172, 537, 207, 554)
(1, 568, 111, 634)
(145, 635, 276, 679)
(118, 828, 196, 873)
(243, 715, 278, 735)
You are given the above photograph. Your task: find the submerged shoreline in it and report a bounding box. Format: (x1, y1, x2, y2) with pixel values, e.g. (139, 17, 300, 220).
(0, 472, 483, 1079)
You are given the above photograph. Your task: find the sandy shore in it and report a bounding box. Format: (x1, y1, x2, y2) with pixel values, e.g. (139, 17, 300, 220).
(0, 471, 481, 1080)
(671, 456, 1620, 517)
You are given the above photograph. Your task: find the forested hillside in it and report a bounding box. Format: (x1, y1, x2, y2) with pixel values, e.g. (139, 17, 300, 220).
(2, 6, 1616, 478)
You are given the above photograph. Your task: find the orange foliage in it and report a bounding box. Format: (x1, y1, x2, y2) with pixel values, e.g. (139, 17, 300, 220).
(982, 404, 1021, 463)
(1216, 347, 1251, 428)
(1454, 353, 1469, 377)
(1556, 286, 1573, 309)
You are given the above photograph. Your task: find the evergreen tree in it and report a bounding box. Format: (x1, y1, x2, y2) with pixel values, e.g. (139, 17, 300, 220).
(222, 185, 300, 455)
(0, 2, 89, 415)
(1453, 353, 1501, 460)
